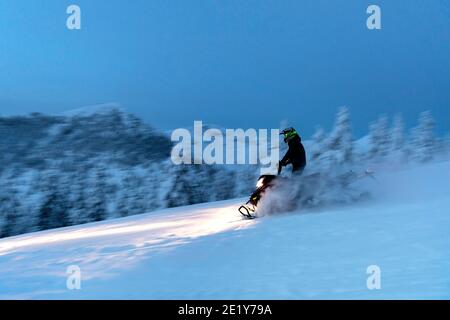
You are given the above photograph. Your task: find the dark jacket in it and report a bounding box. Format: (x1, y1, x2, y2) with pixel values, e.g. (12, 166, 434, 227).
(280, 135, 306, 172)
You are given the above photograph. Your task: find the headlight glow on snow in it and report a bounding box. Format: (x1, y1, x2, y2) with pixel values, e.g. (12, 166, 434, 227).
(256, 178, 264, 189)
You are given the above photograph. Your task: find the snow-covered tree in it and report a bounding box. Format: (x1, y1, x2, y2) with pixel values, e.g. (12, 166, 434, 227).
(166, 166, 193, 208)
(310, 126, 327, 162)
(87, 168, 109, 222)
(369, 115, 390, 159)
(0, 187, 22, 238)
(142, 166, 162, 211)
(116, 190, 130, 218)
(318, 107, 353, 168)
(125, 171, 147, 216)
(207, 165, 237, 201)
(391, 114, 405, 156)
(38, 182, 69, 231)
(443, 133, 450, 159)
(410, 111, 436, 162)
(71, 171, 90, 224)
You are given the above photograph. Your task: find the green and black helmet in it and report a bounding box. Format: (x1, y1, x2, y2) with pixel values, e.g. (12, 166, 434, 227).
(280, 127, 299, 143)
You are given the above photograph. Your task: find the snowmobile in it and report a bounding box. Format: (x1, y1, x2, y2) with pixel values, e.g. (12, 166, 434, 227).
(238, 174, 280, 219)
(238, 167, 375, 219)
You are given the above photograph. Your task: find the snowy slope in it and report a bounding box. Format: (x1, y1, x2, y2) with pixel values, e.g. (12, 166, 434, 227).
(0, 161, 449, 299)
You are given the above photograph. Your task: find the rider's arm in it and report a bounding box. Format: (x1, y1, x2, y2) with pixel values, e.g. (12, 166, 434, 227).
(280, 149, 292, 167)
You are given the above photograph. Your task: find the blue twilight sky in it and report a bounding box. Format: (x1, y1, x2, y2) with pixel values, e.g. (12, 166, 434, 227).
(0, 0, 449, 137)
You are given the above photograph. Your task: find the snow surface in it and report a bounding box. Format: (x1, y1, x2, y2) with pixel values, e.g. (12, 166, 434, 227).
(0, 161, 449, 299)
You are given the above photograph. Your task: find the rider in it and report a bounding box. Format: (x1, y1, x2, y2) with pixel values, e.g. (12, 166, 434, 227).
(279, 127, 306, 175)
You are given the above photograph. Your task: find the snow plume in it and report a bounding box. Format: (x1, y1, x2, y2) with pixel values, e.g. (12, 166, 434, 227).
(256, 168, 372, 217)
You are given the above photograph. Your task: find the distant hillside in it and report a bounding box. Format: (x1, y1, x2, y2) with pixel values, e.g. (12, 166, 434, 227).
(0, 108, 171, 171)
(0, 107, 246, 239)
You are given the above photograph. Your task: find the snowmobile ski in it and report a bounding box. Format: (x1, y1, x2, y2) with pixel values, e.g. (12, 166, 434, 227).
(238, 204, 257, 219)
